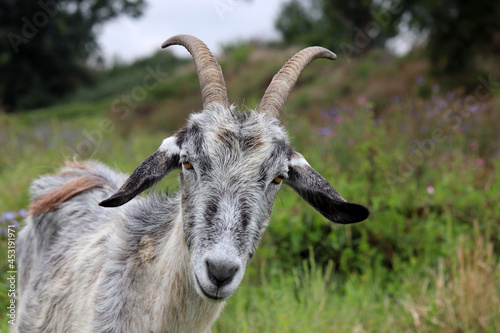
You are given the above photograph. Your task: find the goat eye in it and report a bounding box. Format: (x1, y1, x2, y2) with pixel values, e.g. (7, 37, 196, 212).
(272, 174, 285, 184)
(182, 162, 193, 169)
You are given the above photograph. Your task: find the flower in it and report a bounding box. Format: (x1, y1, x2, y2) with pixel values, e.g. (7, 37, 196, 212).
(4, 212, 15, 220)
(476, 158, 485, 166)
(469, 104, 480, 114)
(319, 127, 331, 136)
(391, 95, 402, 103)
(357, 95, 366, 106)
(426, 185, 435, 195)
(329, 106, 339, 116)
(437, 99, 448, 110)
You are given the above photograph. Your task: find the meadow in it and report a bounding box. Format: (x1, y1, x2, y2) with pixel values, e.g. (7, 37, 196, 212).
(1, 44, 499, 332)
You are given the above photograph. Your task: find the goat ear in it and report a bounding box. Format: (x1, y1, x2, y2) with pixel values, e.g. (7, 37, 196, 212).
(99, 134, 184, 207)
(284, 151, 369, 224)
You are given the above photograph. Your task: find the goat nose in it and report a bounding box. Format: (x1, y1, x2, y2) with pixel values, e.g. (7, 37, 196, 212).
(206, 259, 239, 287)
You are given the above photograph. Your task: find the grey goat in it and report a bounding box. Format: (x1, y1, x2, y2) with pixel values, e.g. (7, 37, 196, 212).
(17, 35, 369, 333)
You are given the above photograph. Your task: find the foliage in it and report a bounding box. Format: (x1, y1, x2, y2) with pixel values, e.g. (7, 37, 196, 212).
(275, 0, 403, 55)
(275, 0, 500, 81)
(67, 51, 188, 103)
(0, 0, 146, 112)
(406, 0, 500, 77)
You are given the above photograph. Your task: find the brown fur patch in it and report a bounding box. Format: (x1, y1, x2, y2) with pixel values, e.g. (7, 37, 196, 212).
(216, 129, 237, 148)
(29, 174, 108, 216)
(58, 160, 94, 176)
(241, 135, 264, 151)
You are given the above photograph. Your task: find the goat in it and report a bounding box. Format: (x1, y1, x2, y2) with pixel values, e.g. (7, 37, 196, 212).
(16, 35, 369, 333)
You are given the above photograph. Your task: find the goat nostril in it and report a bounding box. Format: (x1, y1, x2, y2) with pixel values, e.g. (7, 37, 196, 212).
(206, 260, 238, 287)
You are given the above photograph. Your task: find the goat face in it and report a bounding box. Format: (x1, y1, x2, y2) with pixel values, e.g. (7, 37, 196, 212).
(99, 35, 369, 302)
(179, 107, 290, 300)
(99, 105, 368, 301)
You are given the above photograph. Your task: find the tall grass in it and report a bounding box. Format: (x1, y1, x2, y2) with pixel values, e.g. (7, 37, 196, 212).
(214, 226, 500, 332)
(403, 223, 500, 333)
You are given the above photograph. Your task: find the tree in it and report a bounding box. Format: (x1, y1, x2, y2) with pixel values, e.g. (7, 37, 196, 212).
(0, 0, 146, 112)
(406, 0, 500, 77)
(275, 0, 404, 57)
(276, 0, 500, 80)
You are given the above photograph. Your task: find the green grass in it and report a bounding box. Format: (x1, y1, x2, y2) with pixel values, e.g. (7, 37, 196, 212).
(1, 46, 499, 332)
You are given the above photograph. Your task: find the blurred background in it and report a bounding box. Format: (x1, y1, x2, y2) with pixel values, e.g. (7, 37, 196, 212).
(1, 0, 499, 331)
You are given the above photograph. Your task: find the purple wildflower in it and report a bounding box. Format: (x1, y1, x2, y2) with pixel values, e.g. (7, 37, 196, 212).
(391, 95, 402, 103)
(437, 99, 448, 110)
(319, 127, 331, 136)
(4, 212, 15, 220)
(329, 106, 339, 116)
(469, 104, 480, 114)
(18, 208, 27, 217)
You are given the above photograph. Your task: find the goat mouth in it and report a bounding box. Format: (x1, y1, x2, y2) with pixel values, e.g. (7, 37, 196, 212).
(195, 274, 225, 301)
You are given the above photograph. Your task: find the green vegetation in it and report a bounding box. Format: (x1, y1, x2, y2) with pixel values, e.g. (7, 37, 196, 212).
(1, 45, 499, 332)
(0, 0, 146, 112)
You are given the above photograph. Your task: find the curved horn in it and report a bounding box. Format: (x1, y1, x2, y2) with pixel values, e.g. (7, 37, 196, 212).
(162, 35, 229, 110)
(257, 47, 337, 119)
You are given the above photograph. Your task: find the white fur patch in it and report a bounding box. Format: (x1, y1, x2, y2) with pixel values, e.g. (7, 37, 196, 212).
(290, 152, 310, 168)
(158, 136, 180, 154)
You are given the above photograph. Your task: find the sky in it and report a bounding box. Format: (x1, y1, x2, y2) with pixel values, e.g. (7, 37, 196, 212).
(97, 0, 287, 64)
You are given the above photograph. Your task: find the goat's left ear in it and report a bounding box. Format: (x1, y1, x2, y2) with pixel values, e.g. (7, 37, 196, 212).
(99, 131, 185, 207)
(284, 151, 369, 224)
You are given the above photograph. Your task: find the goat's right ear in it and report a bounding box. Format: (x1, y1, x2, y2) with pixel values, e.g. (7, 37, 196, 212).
(284, 151, 369, 224)
(99, 131, 185, 207)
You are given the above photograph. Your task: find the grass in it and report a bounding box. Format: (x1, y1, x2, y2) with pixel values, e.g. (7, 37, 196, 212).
(0, 45, 499, 331)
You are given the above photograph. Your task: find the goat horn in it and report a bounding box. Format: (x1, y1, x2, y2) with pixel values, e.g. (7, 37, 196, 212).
(162, 35, 229, 110)
(257, 47, 337, 119)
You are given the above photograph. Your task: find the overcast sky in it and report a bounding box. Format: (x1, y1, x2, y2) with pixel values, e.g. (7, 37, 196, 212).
(97, 0, 287, 64)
